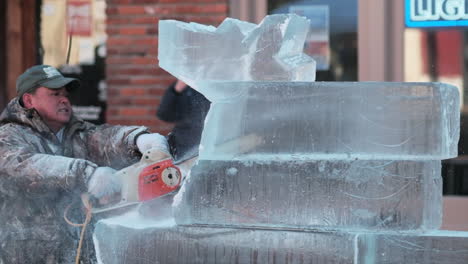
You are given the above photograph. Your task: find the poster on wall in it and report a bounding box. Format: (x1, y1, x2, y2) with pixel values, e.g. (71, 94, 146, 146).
(66, 0, 92, 36)
(289, 5, 330, 71)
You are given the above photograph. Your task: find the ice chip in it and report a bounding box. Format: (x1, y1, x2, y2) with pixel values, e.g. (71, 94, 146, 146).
(158, 13, 316, 94)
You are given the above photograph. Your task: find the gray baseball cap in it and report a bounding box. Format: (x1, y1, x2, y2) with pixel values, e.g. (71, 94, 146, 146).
(16, 65, 80, 99)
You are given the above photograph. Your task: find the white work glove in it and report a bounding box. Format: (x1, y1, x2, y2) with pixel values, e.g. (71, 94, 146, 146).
(136, 133, 171, 158)
(87, 167, 121, 199)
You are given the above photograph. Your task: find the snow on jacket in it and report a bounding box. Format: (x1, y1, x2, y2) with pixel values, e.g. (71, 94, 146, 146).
(0, 98, 148, 263)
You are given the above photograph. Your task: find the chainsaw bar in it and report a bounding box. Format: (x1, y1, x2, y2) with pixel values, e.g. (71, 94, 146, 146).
(92, 190, 178, 214)
(92, 201, 140, 214)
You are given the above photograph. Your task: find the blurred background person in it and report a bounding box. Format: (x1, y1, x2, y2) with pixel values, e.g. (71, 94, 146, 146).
(157, 79, 210, 163)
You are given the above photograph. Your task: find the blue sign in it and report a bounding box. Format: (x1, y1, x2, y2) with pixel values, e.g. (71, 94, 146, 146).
(406, 0, 468, 27)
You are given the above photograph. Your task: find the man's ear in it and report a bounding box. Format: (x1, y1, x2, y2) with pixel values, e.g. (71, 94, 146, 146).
(22, 93, 34, 109)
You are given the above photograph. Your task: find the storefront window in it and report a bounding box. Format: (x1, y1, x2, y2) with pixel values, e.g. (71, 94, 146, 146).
(39, 0, 107, 124)
(404, 28, 468, 195)
(268, 0, 358, 81)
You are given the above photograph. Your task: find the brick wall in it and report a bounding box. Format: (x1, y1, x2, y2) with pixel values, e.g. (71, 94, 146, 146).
(105, 0, 228, 135)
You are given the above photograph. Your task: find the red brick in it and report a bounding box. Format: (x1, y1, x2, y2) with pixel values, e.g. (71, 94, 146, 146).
(119, 87, 147, 96)
(132, 16, 159, 24)
(186, 15, 226, 25)
(148, 84, 173, 95)
(107, 108, 119, 117)
(106, 7, 118, 15)
(156, 4, 227, 14)
(106, 0, 133, 4)
(107, 48, 152, 57)
(132, 37, 157, 46)
(153, 66, 173, 75)
(159, 0, 224, 3)
(107, 63, 159, 71)
(107, 37, 132, 46)
(106, 27, 119, 35)
(107, 67, 158, 76)
(106, 17, 131, 25)
(106, 48, 120, 56)
(147, 27, 157, 34)
(195, 3, 227, 13)
(107, 87, 120, 97)
(117, 6, 146, 15)
(119, 26, 148, 35)
(107, 78, 131, 85)
(134, 97, 160, 105)
(132, 0, 164, 3)
(132, 57, 157, 65)
(108, 43, 152, 51)
(130, 78, 162, 85)
(148, 46, 158, 55)
(146, 7, 225, 20)
(106, 57, 135, 65)
(119, 107, 151, 116)
(107, 47, 154, 57)
(107, 97, 132, 105)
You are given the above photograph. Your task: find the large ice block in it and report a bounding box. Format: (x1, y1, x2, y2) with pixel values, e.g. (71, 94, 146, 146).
(174, 160, 441, 230)
(158, 14, 316, 88)
(94, 215, 468, 264)
(198, 82, 459, 160)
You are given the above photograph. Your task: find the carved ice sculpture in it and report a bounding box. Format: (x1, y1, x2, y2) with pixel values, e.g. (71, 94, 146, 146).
(94, 14, 468, 264)
(158, 14, 460, 231)
(158, 14, 316, 90)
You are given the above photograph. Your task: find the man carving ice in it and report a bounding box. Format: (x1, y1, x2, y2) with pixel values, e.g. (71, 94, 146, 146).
(0, 65, 169, 263)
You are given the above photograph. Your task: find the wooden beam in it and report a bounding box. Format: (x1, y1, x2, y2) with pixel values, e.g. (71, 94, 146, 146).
(358, 0, 404, 81)
(0, 0, 6, 110)
(6, 0, 23, 100)
(22, 0, 37, 69)
(5, 0, 38, 102)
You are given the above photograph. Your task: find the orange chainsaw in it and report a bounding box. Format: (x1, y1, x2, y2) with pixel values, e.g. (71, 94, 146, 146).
(92, 148, 182, 214)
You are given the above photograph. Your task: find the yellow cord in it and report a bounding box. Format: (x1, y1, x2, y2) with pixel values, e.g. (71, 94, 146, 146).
(64, 193, 93, 264)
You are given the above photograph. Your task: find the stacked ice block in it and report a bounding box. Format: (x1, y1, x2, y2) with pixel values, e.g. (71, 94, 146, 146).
(173, 81, 458, 231)
(94, 14, 468, 263)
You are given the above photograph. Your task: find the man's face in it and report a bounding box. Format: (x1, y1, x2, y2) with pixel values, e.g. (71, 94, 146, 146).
(24, 87, 72, 132)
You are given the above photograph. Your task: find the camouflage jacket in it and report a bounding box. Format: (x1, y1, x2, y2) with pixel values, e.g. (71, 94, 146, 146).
(0, 98, 148, 263)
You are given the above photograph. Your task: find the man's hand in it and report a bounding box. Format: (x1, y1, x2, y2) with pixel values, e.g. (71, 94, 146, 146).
(174, 80, 187, 93)
(136, 133, 170, 158)
(88, 167, 121, 199)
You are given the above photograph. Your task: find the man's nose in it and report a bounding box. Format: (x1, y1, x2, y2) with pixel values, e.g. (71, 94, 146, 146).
(59, 96, 71, 104)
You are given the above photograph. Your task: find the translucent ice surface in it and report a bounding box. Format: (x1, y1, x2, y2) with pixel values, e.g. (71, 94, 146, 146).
(356, 230, 468, 264)
(198, 82, 459, 160)
(174, 160, 442, 230)
(94, 220, 468, 264)
(94, 218, 357, 264)
(158, 14, 316, 90)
